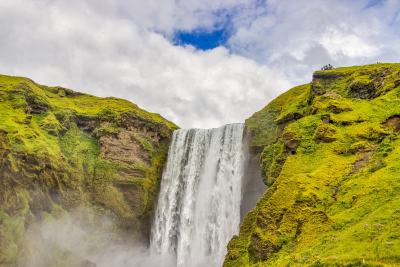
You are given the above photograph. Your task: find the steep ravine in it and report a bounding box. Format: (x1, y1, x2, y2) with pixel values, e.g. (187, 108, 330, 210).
(0, 74, 177, 266)
(224, 63, 400, 266)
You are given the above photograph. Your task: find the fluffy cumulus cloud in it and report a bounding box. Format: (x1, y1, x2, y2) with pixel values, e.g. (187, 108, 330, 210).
(0, 0, 399, 128)
(228, 0, 400, 83)
(0, 0, 290, 128)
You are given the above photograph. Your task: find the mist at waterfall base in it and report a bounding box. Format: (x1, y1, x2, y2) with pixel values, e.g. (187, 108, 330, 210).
(21, 123, 256, 267)
(21, 207, 174, 267)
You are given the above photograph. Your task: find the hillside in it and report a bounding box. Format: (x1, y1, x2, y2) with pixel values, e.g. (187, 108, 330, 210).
(0, 75, 177, 266)
(224, 63, 400, 266)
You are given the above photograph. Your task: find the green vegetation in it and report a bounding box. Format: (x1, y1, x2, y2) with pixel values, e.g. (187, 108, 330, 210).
(0, 74, 177, 266)
(225, 63, 400, 266)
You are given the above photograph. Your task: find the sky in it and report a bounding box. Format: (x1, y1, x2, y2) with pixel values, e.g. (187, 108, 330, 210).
(0, 0, 399, 128)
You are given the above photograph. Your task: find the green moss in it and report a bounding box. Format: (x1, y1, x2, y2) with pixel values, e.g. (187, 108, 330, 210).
(261, 141, 287, 185)
(348, 78, 376, 99)
(0, 74, 177, 265)
(131, 133, 155, 154)
(0, 211, 25, 265)
(93, 123, 121, 137)
(246, 84, 311, 149)
(314, 124, 338, 143)
(225, 63, 400, 267)
(59, 123, 100, 182)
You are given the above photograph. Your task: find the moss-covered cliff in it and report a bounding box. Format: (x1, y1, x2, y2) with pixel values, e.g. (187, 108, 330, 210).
(225, 63, 400, 266)
(0, 75, 177, 266)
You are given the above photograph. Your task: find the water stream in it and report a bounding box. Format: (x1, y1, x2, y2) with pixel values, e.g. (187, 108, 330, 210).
(150, 123, 245, 267)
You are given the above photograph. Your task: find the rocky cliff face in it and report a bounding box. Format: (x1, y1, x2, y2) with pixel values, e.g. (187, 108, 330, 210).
(0, 75, 177, 266)
(3, 63, 400, 267)
(225, 63, 400, 266)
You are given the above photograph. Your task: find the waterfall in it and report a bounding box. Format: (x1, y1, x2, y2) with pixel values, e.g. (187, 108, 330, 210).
(150, 123, 245, 267)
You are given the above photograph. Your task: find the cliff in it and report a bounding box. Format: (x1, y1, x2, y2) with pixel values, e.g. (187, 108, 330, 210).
(225, 63, 400, 266)
(0, 75, 177, 266)
(3, 63, 400, 267)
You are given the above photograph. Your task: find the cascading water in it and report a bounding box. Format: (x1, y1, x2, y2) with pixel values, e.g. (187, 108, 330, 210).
(150, 123, 245, 267)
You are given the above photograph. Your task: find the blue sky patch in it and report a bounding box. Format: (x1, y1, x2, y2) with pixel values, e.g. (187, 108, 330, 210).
(365, 0, 385, 8)
(173, 8, 237, 50)
(174, 27, 231, 50)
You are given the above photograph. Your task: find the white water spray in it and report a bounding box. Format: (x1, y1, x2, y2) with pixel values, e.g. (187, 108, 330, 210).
(150, 123, 245, 267)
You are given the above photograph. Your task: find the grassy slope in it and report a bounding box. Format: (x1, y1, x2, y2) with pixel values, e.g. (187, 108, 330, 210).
(224, 63, 400, 266)
(0, 75, 177, 266)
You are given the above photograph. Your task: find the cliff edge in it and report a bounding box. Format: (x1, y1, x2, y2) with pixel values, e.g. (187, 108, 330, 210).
(0, 75, 177, 266)
(225, 63, 400, 266)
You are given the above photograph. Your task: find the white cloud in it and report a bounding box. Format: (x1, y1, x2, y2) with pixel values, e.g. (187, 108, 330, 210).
(0, 0, 290, 128)
(228, 0, 400, 83)
(0, 0, 399, 128)
(319, 28, 379, 58)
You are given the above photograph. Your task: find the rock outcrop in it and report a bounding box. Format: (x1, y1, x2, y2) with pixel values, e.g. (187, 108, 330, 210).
(0, 75, 177, 266)
(224, 63, 400, 266)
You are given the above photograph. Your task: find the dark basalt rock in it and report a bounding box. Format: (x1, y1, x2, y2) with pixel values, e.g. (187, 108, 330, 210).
(312, 71, 343, 80)
(282, 132, 299, 153)
(276, 112, 303, 125)
(321, 114, 332, 123)
(249, 233, 281, 261)
(14, 83, 51, 114)
(311, 71, 343, 96)
(394, 79, 400, 88)
(348, 80, 377, 99)
(24, 93, 50, 114)
(327, 104, 352, 114)
(311, 81, 325, 96)
(76, 114, 99, 132)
